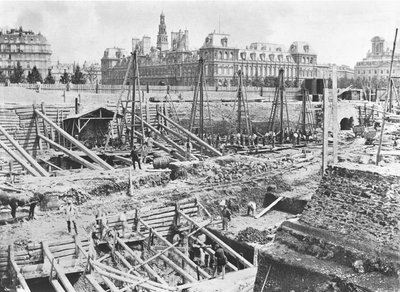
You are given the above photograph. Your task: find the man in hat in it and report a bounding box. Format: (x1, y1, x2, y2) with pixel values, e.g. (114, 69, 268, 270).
(61, 199, 78, 235)
(221, 205, 232, 231)
(131, 145, 141, 170)
(213, 244, 227, 279)
(247, 201, 257, 217)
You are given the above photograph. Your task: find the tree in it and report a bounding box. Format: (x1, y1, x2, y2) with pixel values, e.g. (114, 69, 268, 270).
(84, 64, 99, 84)
(44, 69, 55, 84)
(71, 65, 86, 84)
(263, 76, 277, 87)
(27, 66, 43, 84)
(9, 61, 25, 83)
(0, 71, 6, 83)
(60, 70, 70, 84)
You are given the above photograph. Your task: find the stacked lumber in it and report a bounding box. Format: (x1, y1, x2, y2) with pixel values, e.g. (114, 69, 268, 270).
(94, 198, 200, 238)
(0, 237, 90, 276)
(0, 104, 74, 174)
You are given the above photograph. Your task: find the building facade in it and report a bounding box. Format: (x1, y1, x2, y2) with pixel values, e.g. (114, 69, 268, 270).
(354, 36, 400, 82)
(0, 27, 52, 79)
(101, 13, 324, 87)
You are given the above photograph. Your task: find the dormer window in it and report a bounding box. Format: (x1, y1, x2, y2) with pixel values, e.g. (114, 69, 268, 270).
(286, 56, 291, 62)
(240, 52, 246, 60)
(269, 54, 274, 61)
(260, 54, 266, 61)
(250, 53, 256, 60)
(278, 55, 283, 62)
(304, 45, 309, 53)
(221, 37, 228, 47)
(276, 47, 282, 52)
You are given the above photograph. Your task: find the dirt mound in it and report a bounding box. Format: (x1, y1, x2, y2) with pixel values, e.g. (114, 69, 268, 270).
(236, 227, 275, 244)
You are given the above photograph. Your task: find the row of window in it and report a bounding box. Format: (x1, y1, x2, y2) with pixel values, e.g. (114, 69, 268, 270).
(357, 69, 394, 75)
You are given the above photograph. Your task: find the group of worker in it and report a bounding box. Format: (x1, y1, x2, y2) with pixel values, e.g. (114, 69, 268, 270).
(173, 227, 228, 279)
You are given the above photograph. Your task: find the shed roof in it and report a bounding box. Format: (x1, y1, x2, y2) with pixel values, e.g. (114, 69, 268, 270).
(64, 107, 122, 120)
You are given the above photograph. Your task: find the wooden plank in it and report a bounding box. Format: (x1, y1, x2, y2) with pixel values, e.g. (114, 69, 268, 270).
(332, 66, 338, 165)
(92, 260, 173, 292)
(116, 238, 168, 285)
(34, 109, 113, 170)
(42, 241, 77, 292)
(179, 211, 254, 268)
(85, 274, 106, 292)
(0, 126, 49, 176)
(157, 111, 222, 156)
(254, 197, 283, 219)
(0, 140, 41, 176)
(38, 134, 99, 170)
(50, 279, 66, 292)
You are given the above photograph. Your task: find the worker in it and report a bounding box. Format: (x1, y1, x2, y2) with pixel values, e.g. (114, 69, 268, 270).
(247, 201, 257, 217)
(196, 232, 207, 267)
(131, 145, 141, 170)
(119, 210, 129, 238)
(98, 212, 108, 240)
(9, 198, 18, 219)
(28, 200, 38, 220)
(221, 205, 232, 231)
(61, 199, 78, 235)
(184, 138, 193, 161)
(213, 244, 227, 279)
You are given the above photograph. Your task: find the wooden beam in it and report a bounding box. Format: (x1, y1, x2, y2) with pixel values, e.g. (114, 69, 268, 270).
(42, 241, 77, 292)
(38, 134, 99, 170)
(8, 246, 31, 292)
(91, 260, 172, 292)
(116, 237, 168, 285)
(34, 109, 113, 171)
(85, 274, 106, 292)
(133, 130, 186, 161)
(322, 88, 329, 173)
(39, 158, 62, 171)
(179, 211, 254, 268)
(332, 66, 338, 164)
(0, 126, 49, 176)
(187, 235, 238, 272)
(254, 197, 283, 219)
(139, 218, 211, 279)
(100, 274, 119, 292)
(33, 105, 43, 150)
(157, 111, 222, 156)
(50, 279, 66, 292)
(0, 140, 41, 177)
(134, 115, 197, 161)
(41, 103, 49, 148)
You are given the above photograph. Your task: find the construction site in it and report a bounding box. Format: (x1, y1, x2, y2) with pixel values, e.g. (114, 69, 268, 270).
(1, 36, 400, 292)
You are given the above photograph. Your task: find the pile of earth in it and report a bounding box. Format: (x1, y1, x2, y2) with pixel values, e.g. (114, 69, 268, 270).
(235, 227, 275, 244)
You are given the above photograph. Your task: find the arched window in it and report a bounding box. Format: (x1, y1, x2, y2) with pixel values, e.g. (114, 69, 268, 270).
(230, 52, 234, 60)
(219, 51, 223, 60)
(224, 51, 228, 60)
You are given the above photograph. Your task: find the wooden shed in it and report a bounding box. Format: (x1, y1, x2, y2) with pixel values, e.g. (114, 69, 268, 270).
(63, 107, 122, 148)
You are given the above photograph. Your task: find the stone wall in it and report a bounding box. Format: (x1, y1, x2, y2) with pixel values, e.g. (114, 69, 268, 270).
(300, 164, 400, 253)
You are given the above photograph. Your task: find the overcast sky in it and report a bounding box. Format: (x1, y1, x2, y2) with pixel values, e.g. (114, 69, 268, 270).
(1, 0, 399, 67)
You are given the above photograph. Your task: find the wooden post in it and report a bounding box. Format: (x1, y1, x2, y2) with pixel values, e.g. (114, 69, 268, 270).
(34, 109, 113, 170)
(322, 88, 329, 174)
(85, 274, 106, 292)
(41, 102, 49, 149)
(129, 167, 133, 197)
(174, 202, 181, 226)
(157, 111, 222, 156)
(376, 28, 398, 165)
(0, 126, 49, 177)
(33, 105, 43, 150)
(134, 209, 140, 232)
(332, 65, 338, 164)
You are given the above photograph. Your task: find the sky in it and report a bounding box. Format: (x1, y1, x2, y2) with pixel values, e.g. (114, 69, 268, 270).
(1, 0, 400, 67)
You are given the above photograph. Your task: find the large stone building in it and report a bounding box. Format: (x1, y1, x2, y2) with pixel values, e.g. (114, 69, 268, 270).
(0, 27, 52, 79)
(101, 13, 325, 86)
(354, 36, 400, 82)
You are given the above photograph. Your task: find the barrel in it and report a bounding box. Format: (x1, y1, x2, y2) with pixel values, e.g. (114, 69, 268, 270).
(153, 157, 171, 169)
